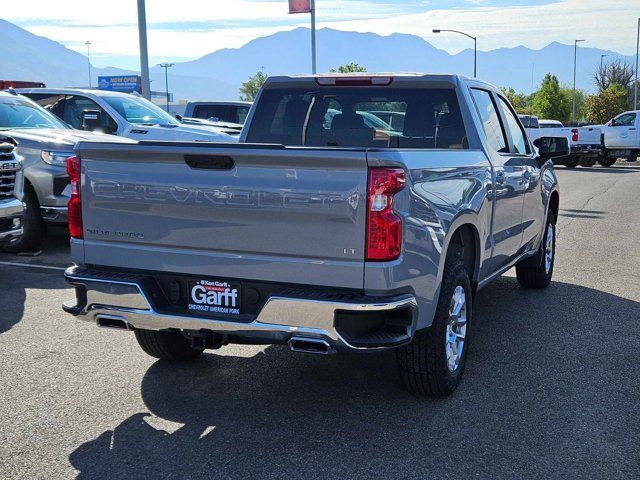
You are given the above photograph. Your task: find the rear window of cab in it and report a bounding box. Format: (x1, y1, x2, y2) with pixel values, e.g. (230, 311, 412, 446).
(246, 87, 468, 149)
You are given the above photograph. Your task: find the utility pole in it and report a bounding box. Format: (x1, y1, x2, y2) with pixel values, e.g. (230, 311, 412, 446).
(160, 63, 174, 112)
(137, 0, 151, 99)
(572, 39, 585, 124)
(85, 41, 92, 88)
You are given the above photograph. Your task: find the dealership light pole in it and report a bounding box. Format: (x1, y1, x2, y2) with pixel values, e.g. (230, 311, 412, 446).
(634, 17, 639, 110)
(572, 39, 585, 124)
(433, 29, 476, 77)
(160, 63, 174, 112)
(85, 41, 92, 88)
(600, 54, 608, 71)
(288, 0, 316, 74)
(137, 0, 151, 99)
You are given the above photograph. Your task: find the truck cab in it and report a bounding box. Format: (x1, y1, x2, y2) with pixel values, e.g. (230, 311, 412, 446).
(603, 111, 640, 160)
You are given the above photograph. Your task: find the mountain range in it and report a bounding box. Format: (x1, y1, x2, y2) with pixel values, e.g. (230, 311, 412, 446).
(1, 19, 635, 102)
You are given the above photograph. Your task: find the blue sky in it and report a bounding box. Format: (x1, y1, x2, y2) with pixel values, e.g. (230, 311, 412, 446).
(3, 0, 638, 69)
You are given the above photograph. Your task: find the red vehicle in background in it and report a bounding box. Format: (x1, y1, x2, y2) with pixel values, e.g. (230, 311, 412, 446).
(0, 80, 45, 89)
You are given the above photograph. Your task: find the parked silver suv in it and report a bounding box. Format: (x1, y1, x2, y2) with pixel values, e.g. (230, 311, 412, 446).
(0, 90, 132, 251)
(0, 136, 24, 247)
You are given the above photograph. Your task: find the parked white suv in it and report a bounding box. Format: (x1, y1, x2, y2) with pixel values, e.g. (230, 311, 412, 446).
(17, 89, 237, 143)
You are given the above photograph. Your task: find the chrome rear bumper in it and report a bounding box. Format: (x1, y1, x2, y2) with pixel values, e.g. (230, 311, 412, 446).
(63, 266, 418, 351)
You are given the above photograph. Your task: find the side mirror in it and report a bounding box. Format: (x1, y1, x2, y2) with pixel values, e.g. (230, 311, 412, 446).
(81, 109, 102, 131)
(533, 136, 570, 162)
(175, 114, 183, 121)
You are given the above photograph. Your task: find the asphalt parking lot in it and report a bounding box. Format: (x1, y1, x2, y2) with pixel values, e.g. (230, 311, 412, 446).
(1, 163, 639, 479)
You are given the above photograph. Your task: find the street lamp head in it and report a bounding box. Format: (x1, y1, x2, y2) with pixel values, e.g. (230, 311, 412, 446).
(432, 29, 441, 33)
(575, 39, 585, 43)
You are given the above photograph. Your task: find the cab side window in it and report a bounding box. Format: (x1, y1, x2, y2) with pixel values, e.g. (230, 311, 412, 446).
(470, 88, 508, 152)
(497, 96, 529, 154)
(614, 113, 636, 127)
(63, 95, 117, 133)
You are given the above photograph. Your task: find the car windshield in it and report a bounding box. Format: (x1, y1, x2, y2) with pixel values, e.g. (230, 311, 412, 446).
(103, 95, 180, 127)
(247, 87, 467, 149)
(0, 95, 68, 130)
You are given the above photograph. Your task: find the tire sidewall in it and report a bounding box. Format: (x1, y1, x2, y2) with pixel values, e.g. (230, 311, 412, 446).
(432, 262, 473, 388)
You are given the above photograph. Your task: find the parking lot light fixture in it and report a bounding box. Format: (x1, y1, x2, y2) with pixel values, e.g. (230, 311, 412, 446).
(572, 39, 585, 124)
(85, 41, 92, 88)
(635, 17, 639, 110)
(159, 63, 175, 113)
(433, 28, 477, 77)
(600, 54, 608, 71)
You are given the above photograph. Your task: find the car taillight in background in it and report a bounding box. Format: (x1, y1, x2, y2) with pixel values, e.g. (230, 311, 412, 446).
(571, 129, 579, 142)
(366, 167, 406, 261)
(66, 155, 82, 239)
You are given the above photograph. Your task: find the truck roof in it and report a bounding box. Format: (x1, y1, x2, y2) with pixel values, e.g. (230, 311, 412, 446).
(263, 73, 498, 91)
(12, 87, 139, 98)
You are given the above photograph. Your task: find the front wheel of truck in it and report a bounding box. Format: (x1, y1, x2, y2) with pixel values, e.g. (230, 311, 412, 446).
(3, 185, 45, 253)
(396, 257, 472, 397)
(516, 211, 556, 289)
(135, 329, 204, 360)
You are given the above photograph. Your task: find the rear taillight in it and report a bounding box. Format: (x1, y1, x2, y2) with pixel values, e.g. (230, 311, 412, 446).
(571, 129, 579, 142)
(66, 155, 82, 239)
(366, 168, 406, 261)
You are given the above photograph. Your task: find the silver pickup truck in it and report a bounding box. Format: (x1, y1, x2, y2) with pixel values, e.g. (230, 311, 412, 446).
(63, 74, 567, 397)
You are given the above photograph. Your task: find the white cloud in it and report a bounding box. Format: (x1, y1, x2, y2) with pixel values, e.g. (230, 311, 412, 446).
(5, 0, 639, 68)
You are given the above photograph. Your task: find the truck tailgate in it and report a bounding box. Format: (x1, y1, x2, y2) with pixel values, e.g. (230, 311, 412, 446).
(77, 142, 368, 289)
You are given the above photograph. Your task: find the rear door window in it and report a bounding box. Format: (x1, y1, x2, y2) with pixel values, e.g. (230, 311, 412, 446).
(496, 96, 530, 154)
(246, 87, 467, 149)
(470, 89, 508, 153)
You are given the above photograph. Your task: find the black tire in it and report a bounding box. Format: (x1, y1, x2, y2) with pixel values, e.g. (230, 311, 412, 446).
(3, 185, 45, 253)
(396, 256, 472, 397)
(579, 157, 596, 167)
(563, 158, 579, 168)
(134, 329, 204, 360)
(516, 211, 556, 289)
(598, 157, 616, 167)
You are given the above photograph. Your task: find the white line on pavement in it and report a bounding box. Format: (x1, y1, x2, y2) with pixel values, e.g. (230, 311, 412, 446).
(0, 261, 66, 272)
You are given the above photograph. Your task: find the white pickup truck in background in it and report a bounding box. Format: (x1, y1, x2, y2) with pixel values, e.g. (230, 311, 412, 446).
(601, 110, 640, 166)
(520, 115, 602, 168)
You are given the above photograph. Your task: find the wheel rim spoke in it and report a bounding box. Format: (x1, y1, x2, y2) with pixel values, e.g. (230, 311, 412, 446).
(445, 286, 467, 373)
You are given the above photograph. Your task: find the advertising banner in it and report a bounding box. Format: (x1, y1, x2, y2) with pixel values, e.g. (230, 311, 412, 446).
(288, 0, 310, 14)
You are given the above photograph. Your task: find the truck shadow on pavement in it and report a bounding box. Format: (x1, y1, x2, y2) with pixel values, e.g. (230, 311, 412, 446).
(0, 266, 67, 334)
(68, 277, 640, 479)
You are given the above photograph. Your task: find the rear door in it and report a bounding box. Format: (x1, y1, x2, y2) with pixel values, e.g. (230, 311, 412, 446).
(79, 142, 368, 289)
(495, 94, 543, 252)
(470, 88, 527, 275)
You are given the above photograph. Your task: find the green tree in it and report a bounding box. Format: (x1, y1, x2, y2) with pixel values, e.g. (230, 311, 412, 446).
(329, 62, 367, 73)
(532, 74, 572, 124)
(239, 68, 267, 101)
(585, 83, 629, 124)
(500, 87, 534, 115)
